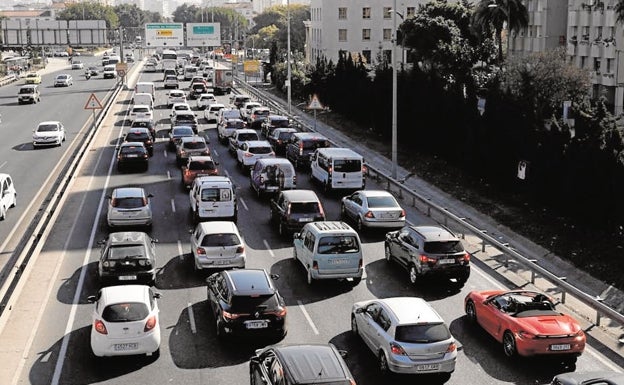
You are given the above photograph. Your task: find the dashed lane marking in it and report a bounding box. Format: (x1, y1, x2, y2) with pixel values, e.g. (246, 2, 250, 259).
(263, 240, 275, 257)
(171, 199, 176, 213)
(297, 300, 319, 335)
(240, 198, 248, 211)
(188, 303, 197, 334)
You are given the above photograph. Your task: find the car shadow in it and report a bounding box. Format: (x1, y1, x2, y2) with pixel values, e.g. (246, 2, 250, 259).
(57, 261, 100, 305)
(28, 325, 157, 385)
(154, 253, 207, 290)
(168, 300, 259, 369)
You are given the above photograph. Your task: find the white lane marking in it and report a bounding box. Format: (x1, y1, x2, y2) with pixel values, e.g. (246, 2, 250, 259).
(224, 170, 230, 178)
(50, 112, 126, 385)
(171, 198, 176, 213)
(213, 148, 219, 157)
(167, 170, 171, 179)
(240, 198, 248, 211)
(188, 303, 197, 334)
(164, 149, 167, 158)
(585, 345, 624, 372)
(263, 240, 275, 257)
(40, 351, 51, 363)
(178, 240, 185, 260)
(0, 160, 6, 169)
(10, 145, 110, 385)
(297, 300, 319, 335)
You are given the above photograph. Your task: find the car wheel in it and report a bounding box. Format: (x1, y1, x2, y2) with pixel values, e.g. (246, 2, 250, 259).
(408, 265, 419, 285)
(278, 221, 285, 237)
(562, 356, 577, 369)
(465, 300, 477, 323)
(384, 244, 392, 262)
(438, 373, 452, 383)
(10, 194, 16, 208)
(378, 351, 390, 374)
(215, 319, 224, 340)
(350, 315, 358, 336)
(356, 217, 364, 232)
(502, 331, 517, 358)
(0, 206, 6, 221)
(350, 277, 361, 286)
(306, 267, 314, 285)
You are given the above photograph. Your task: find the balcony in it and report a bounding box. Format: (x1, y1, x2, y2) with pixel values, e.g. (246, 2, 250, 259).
(579, 11, 590, 25)
(604, 44, 616, 59)
(592, 11, 603, 25)
(602, 73, 616, 87)
(567, 43, 577, 56)
(591, 43, 603, 57)
(605, 9, 616, 26)
(577, 41, 590, 56)
(591, 71, 601, 84)
(568, 11, 578, 27)
(533, 11, 543, 25)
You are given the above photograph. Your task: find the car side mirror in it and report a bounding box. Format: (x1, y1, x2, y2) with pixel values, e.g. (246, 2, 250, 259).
(87, 295, 97, 303)
(147, 193, 154, 198)
(293, 232, 301, 239)
(355, 307, 365, 314)
(153, 292, 162, 299)
(270, 273, 280, 280)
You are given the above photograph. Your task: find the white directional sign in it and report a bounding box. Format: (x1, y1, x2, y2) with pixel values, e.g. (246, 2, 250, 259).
(145, 23, 184, 47)
(186, 23, 221, 47)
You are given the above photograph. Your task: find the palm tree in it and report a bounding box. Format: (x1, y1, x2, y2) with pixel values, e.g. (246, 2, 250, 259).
(616, 0, 624, 22)
(472, 0, 529, 63)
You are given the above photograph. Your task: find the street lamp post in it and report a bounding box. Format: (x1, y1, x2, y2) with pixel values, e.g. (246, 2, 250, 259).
(287, 0, 292, 115)
(391, 0, 398, 180)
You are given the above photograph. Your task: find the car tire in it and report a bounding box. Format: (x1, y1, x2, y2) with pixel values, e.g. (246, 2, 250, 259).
(350, 277, 361, 286)
(384, 244, 393, 263)
(0, 206, 6, 221)
(306, 267, 314, 285)
(215, 319, 224, 340)
(438, 373, 452, 383)
(350, 315, 358, 336)
(10, 194, 16, 208)
(378, 351, 390, 374)
(502, 331, 517, 358)
(465, 300, 477, 323)
(408, 265, 419, 285)
(278, 221, 286, 237)
(356, 217, 364, 232)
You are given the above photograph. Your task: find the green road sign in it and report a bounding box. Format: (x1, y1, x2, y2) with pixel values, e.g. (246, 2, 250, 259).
(193, 26, 215, 34)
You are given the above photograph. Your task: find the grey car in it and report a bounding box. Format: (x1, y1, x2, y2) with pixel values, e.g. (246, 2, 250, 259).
(351, 297, 457, 380)
(551, 372, 624, 385)
(341, 190, 406, 231)
(106, 187, 153, 228)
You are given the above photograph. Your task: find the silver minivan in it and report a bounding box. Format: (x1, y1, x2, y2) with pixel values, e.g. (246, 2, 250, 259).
(292, 221, 363, 286)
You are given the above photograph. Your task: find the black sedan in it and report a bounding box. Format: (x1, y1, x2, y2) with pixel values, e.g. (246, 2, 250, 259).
(551, 371, 624, 385)
(97, 231, 157, 285)
(116, 142, 149, 172)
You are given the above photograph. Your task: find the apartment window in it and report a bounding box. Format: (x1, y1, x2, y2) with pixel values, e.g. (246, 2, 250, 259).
(383, 50, 392, 63)
(362, 29, 371, 41)
(362, 50, 371, 63)
(363, 7, 371, 19)
(596, 26, 603, 40)
(580, 56, 586, 69)
(594, 58, 601, 72)
(383, 28, 392, 41)
(338, 29, 347, 42)
(607, 58, 614, 73)
(406, 7, 416, 17)
(383, 7, 392, 19)
(338, 7, 347, 20)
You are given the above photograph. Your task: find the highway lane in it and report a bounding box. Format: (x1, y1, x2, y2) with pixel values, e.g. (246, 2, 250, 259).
(0, 55, 124, 272)
(2, 66, 622, 385)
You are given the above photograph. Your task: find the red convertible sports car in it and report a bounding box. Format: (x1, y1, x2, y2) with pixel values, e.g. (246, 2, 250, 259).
(464, 290, 585, 366)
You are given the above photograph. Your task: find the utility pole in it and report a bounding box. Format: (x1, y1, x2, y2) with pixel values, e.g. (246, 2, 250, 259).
(287, 0, 292, 114)
(391, 0, 398, 180)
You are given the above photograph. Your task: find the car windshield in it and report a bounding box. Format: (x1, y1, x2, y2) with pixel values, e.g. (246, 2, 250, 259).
(102, 302, 149, 322)
(366, 196, 398, 208)
(112, 197, 144, 208)
(423, 240, 464, 254)
(395, 323, 451, 343)
(278, 132, 294, 140)
(106, 245, 146, 260)
(201, 233, 240, 247)
(289, 202, 320, 214)
(230, 294, 278, 313)
(238, 133, 258, 142)
(184, 141, 206, 150)
(174, 105, 190, 111)
(19, 88, 34, 94)
(177, 115, 196, 123)
(226, 121, 245, 128)
(37, 124, 58, 132)
(317, 236, 360, 254)
(189, 160, 216, 170)
(334, 159, 362, 173)
(57, 75, 68, 80)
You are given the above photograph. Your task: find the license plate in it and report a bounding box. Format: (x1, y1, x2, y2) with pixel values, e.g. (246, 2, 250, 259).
(214, 260, 231, 265)
(550, 344, 571, 351)
(265, 186, 278, 191)
(438, 258, 455, 265)
(245, 320, 268, 329)
(416, 364, 439, 371)
(299, 217, 313, 222)
(329, 258, 349, 265)
(114, 343, 138, 351)
(118, 275, 137, 281)
(380, 213, 394, 219)
(126, 154, 138, 158)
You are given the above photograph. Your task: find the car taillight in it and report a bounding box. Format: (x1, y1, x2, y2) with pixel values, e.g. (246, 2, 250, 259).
(298, 143, 303, 155)
(236, 245, 245, 254)
(460, 253, 471, 264)
(318, 204, 325, 218)
(146, 140, 152, 145)
(364, 211, 374, 218)
(94, 319, 108, 335)
(222, 310, 242, 320)
(196, 247, 206, 255)
(446, 342, 457, 353)
(267, 307, 287, 317)
(389, 342, 407, 355)
(399, 209, 406, 218)
(420, 255, 435, 264)
(277, 139, 282, 144)
(142, 154, 148, 159)
(144, 315, 157, 332)
(312, 261, 319, 270)
(142, 197, 148, 205)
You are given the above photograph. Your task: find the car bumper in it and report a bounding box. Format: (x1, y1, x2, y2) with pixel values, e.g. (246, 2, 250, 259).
(422, 266, 470, 281)
(311, 268, 363, 280)
(220, 319, 286, 339)
(107, 216, 152, 227)
(387, 352, 456, 374)
(33, 138, 60, 146)
(99, 269, 156, 284)
(194, 255, 245, 269)
(363, 217, 406, 228)
(91, 328, 160, 357)
(515, 336, 585, 357)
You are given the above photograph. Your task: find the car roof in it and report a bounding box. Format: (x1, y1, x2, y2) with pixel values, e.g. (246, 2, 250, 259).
(273, 128, 297, 133)
(132, 104, 151, 109)
(127, 127, 150, 134)
(357, 190, 394, 198)
(235, 129, 256, 134)
(172, 126, 194, 132)
(292, 132, 327, 140)
(273, 344, 350, 382)
(379, 297, 443, 324)
(306, 221, 356, 235)
(255, 158, 293, 167)
(268, 115, 288, 120)
(280, 189, 319, 202)
(316, 148, 361, 157)
(409, 226, 457, 242)
(196, 175, 232, 185)
(121, 141, 146, 148)
(224, 269, 273, 295)
(188, 156, 214, 162)
(209, 103, 225, 108)
(100, 284, 149, 306)
(196, 221, 239, 235)
(112, 187, 145, 198)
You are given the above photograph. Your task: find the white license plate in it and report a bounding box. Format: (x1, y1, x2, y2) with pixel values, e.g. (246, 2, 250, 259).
(329, 259, 349, 265)
(265, 186, 278, 191)
(118, 275, 137, 281)
(114, 343, 138, 351)
(299, 217, 313, 222)
(438, 258, 455, 265)
(214, 260, 231, 265)
(416, 364, 440, 371)
(380, 213, 394, 219)
(550, 344, 571, 351)
(245, 320, 268, 329)
(126, 154, 138, 158)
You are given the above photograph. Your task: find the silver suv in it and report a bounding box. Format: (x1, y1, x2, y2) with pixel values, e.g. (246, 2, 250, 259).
(351, 297, 457, 380)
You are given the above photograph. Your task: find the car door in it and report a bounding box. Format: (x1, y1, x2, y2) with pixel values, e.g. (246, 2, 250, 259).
(344, 193, 362, 220)
(299, 230, 315, 269)
(388, 229, 409, 268)
(358, 302, 381, 352)
(478, 295, 508, 340)
(369, 307, 393, 356)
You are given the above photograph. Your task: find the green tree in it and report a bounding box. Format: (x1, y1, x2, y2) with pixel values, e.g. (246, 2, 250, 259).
(249, 5, 309, 54)
(171, 4, 199, 23)
(616, 0, 624, 22)
(472, 0, 528, 63)
(57, 3, 119, 29)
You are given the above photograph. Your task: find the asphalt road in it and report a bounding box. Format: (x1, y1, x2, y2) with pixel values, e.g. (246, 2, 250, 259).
(0, 60, 622, 385)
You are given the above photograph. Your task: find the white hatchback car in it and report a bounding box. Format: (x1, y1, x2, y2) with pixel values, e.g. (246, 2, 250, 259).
(196, 93, 216, 110)
(166, 90, 187, 107)
(0, 173, 17, 221)
(89, 285, 161, 357)
(54, 74, 73, 87)
(129, 104, 153, 122)
(33, 121, 66, 147)
(170, 102, 192, 117)
(107, 187, 153, 228)
(236, 140, 275, 170)
(204, 103, 225, 123)
(190, 221, 246, 270)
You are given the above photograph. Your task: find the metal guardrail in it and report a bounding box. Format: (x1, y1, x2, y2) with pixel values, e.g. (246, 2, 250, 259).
(232, 76, 624, 329)
(0, 74, 18, 87)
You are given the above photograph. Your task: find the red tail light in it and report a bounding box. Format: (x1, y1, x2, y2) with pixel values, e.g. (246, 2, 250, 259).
(144, 315, 157, 332)
(94, 319, 108, 335)
(236, 245, 245, 254)
(222, 310, 242, 320)
(196, 247, 206, 255)
(460, 253, 471, 264)
(244, 153, 253, 157)
(298, 142, 303, 155)
(146, 140, 152, 145)
(390, 342, 407, 355)
(399, 209, 406, 218)
(142, 154, 148, 159)
(318, 204, 325, 218)
(446, 342, 457, 353)
(328, 166, 333, 174)
(267, 307, 287, 317)
(364, 211, 374, 218)
(420, 254, 435, 264)
(312, 261, 319, 270)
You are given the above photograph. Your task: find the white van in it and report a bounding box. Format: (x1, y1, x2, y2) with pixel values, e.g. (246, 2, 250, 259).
(189, 176, 237, 223)
(250, 158, 296, 197)
(310, 148, 365, 191)
(132, 92, 153, 109)
(135, 82, 155, 100)
(0, 173, 17, 220)
(102, 64, 117, 79)
(184, 65, 198, 80)
(292, 221, 363, 286)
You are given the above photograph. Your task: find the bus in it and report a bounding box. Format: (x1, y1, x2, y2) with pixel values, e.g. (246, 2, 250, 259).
(161, 49, 178, 72)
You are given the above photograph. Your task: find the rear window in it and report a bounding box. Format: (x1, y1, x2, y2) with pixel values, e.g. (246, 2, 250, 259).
(184, 141, 207, 150)
(249, 146, 272, 154)
(177, 115, 197, 123)
(19, 88, 34, 94)
(271, 119, 290, 128)
(189, 160, 216, 170)
(112, 197, 144, 208)
(132, 107, 150, 113)
(366, 196, 398, 208)
(423, 240, 464, 254)
(132, 121, 153, 129)
(120, 146, 146, 155)
(395, 323, 451, 343)
(334, 159, 362, 173)
(230, 294, 278, 313)
(126, 132, 150, 141)
(302, 139, 329, 150)
(317, 236, 360, 254)
(173, 127, 194, 136)
(289, 202, 320, 214)
(254, 110, 270, 117)
(278, 131, 294, 140)
(102, 302, 149, 322)
(238, 133, 258, 142)
(226, 120, 245, 128)
(106, 245, 146, 260)
(200, 188, 232, 202)
(224, 111, 241, 119)
(201, 233, 240, 247)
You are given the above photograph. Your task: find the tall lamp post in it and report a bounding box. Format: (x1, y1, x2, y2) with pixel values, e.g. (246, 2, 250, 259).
(391, 0, 398, 180)
(287, 0, 292, 115)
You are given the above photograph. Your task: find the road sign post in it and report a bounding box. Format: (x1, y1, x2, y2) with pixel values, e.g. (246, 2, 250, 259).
(84, 93, 103, 131)
(307, 94, 324, 131)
